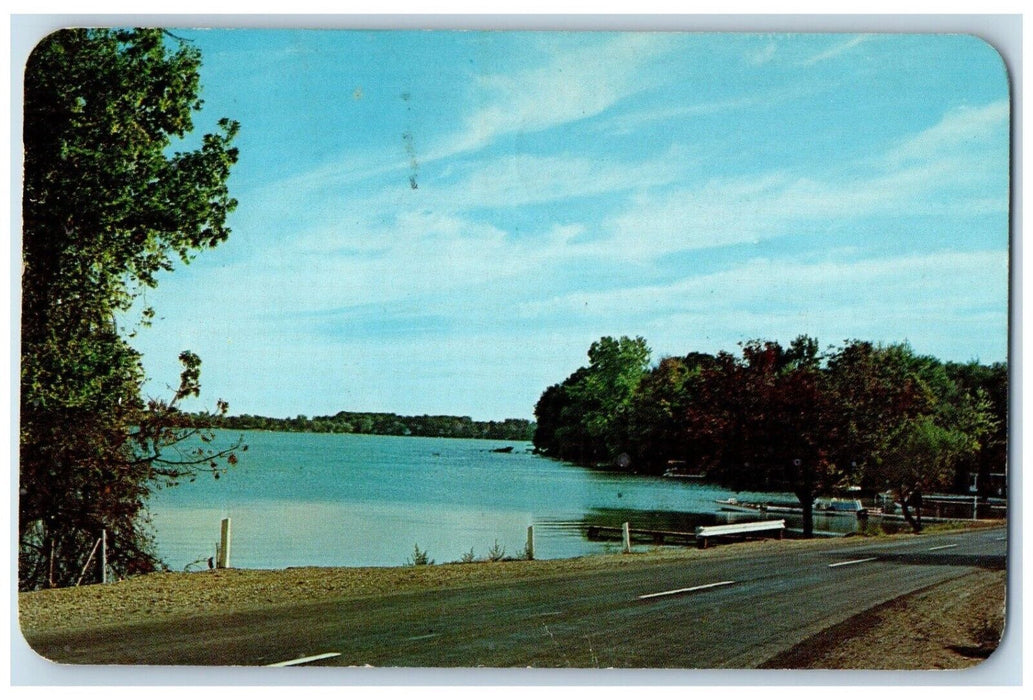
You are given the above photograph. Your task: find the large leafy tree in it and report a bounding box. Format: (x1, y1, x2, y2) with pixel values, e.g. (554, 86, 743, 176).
(533, 336, 650, 465)
(576, 336, 651, 460)
(686, 338, 842, 536)
(20, 28, 241, 590)
(943, 361, 1008, 497)
(625, 353, 714, 471)
(823, 342, 995, 531)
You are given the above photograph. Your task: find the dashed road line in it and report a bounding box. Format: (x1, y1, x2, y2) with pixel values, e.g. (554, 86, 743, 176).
(928, 543, 958, 551)
(828, 557, 878, 568)
(406, 633, 442, 641)
(638, 580, 735, 600)
(266, 652, 341, 667)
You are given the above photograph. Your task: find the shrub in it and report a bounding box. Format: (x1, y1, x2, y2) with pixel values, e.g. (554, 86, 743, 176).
(488, 539, 506, 562)
(406, 543, 433, 566)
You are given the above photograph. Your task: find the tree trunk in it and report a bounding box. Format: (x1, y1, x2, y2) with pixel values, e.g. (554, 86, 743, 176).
(796, 486, 814, 538)
(898, 487, 921, 533)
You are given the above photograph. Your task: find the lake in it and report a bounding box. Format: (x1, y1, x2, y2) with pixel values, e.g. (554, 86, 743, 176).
(145, 430, 868, 571)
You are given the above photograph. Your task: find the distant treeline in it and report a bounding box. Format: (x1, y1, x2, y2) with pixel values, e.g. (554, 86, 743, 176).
(192, 411, 536, 441)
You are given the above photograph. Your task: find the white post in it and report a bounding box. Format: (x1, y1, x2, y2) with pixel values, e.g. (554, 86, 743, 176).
(101, 529, 107, 584)
(526, 525, 535, 560)
(217, 517, 231, 569)
(622, 522, 631, 554)
(74, 537, 102, 587)
(973, 495, 979, 520)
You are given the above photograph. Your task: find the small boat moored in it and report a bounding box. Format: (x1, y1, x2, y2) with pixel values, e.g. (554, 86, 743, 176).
(814, 497, 868, 518)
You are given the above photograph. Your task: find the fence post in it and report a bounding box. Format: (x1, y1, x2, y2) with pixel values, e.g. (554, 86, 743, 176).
(622, 522, 631, 554)
(973, 495, 979, 520)
(217, 517, 232, 569)
(526, 525, 535, 560)
(101, 529, 107, 584)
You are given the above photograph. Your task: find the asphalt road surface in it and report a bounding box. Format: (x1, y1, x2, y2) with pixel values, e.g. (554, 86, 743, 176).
(26, 527, 1007, 668)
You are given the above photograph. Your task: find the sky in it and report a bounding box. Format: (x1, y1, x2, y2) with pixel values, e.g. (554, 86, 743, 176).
(122, 30, 1010, 421)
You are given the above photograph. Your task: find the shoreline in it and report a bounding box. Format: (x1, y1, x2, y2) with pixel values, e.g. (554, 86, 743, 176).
(20, 521, 1004, 636)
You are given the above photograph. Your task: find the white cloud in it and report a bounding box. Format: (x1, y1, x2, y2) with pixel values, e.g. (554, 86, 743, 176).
(602, 100, 1009, 259)
(881, 100, 1010, 167)
(516, 250, 1008, 362)
(128, 32, 1012, 420)
(598, 98, 759, 135)
(747, 42, 778, 66)
(801, 35, 873, 66)
(136, 245, 1008, 418)
(438, 147, 688, 211)
(428, 33, 677, 160)
(210, 94, 1010, 352)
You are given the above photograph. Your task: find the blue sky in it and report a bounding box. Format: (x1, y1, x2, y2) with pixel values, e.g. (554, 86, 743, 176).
(127, 30, 1010, 421)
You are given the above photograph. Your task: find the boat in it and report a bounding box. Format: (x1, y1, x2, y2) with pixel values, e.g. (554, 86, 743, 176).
(663, 460, 707, 479)
(814, 497, 869, 518)
(714, 498, 772, 514)
(663, 468, 707, 479)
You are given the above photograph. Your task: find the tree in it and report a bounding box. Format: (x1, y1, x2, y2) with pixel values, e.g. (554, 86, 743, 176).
(821, 341, 999, 532)
(625, 356, 691, 471)
(821, 341, 931, 507)
(942, 361, 1007, 497)
(532, 336, 650, 465)
(625, 352, 716, 474)
(576, 336, 651, 460)
(20, 29, 241, 590)
(686, 338, 841, 536)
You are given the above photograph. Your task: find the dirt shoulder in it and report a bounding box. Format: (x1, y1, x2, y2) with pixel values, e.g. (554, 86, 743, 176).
(760, 567, 1007, 670)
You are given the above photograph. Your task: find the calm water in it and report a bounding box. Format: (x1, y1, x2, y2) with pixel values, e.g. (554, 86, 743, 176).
(145, 431, 866, 571)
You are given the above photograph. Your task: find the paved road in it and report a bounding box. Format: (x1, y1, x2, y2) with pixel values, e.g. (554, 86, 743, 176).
(26, 527, 1006, 668)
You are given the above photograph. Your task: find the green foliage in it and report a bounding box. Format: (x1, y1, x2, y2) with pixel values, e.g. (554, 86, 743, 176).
(487, 539, 506, 562)
(20, 29, 241, 590)
(534, 336, 650, 464)
(624, 353, 726, 474)
(406, 543, 433, 566)
(533, 335, 1007, 537)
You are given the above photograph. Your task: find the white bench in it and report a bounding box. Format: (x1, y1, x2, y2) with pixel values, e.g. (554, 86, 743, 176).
(695, 520, 785, 548)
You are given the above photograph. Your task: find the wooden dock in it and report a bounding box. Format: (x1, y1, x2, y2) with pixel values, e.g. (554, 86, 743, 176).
(586, 525, 696, 546)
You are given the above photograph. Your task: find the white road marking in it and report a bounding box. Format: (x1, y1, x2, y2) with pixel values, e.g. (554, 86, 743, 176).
(928, 543, 958, 551)
(828, 557, 878, 568)
(531, 611, 564, 617)
(265, 652, 341, 667)
(638, 580, 735, 600)
(994, 537, 1007, 541)
(406, 633, 442, 641)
